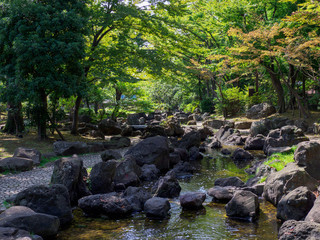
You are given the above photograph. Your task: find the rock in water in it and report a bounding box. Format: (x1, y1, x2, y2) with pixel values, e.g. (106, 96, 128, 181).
(179, 192, 206, 210)
(78, 193, 133, 219)
(225, 190, 259, 222)
(278, 220, 320, 240)
(144, 197, 171, 219)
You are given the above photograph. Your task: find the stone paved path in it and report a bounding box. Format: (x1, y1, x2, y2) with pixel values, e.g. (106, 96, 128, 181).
(0, 154, 102, 211)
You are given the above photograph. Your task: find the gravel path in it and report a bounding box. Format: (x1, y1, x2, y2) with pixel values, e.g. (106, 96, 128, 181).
(0, 153, 103, 211)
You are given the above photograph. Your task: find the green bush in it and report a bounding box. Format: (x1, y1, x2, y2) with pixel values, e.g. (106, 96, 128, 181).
(200, 98, 214, 113)
(214, 87, 246, 117)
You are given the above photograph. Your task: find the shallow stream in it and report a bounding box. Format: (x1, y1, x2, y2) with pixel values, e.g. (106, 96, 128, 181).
(57, 148, 280, 240)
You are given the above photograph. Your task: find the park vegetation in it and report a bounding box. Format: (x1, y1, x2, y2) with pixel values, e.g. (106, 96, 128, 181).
(0, 0, 319, 139)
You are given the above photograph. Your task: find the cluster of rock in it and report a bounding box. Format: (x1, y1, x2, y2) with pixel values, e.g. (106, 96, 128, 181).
(0, 148, 41, 173)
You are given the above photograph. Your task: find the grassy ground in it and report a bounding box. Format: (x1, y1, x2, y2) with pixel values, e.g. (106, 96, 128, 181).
(0, 128, 104, 159)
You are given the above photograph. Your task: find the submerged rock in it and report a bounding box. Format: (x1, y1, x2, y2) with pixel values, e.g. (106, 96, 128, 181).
(78, 193, 133, 219)
(144, 197, 171, 219)
(179, 192, 206, 210)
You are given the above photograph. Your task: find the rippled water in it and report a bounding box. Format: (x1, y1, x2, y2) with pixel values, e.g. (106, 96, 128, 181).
(57, 149, 280, 240)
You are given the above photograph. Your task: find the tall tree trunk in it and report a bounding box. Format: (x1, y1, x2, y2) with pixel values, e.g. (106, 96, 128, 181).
(4, 102, 24, 135)
(37, 90, 47, 140)
(111, 88, 122, 121)
(264, 65, 286, 113)
(71, 96, 82, 135)
(255, 70, 259, 93)
(288, 64, 297, 110)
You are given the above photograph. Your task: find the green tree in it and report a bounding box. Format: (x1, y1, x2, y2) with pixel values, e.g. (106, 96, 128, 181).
(0, 0, 88, 139)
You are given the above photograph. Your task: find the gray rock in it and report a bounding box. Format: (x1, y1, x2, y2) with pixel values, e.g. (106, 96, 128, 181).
(208, 139, 222, 149)
(78, 193, 132, 219)
(123, 187, 152, 212)
(13, 147, 41, 165)
(246, 103, 276, 119)
(140, 164, 160, 181)
(263, 163, 318, 206)
(0, 206, 60, 238)
(50, 155, 91, 205)
(278, 220, 320, 240)
(215, 177, 245, 188)
(180, 192, 206, 210)
(144, 197, 171, 219)
(125, 136, 170, 171)
(141, 125, 167, 139)
(277, 186, 316, 221)
(305, 197, 320, 223)
(171, 162, 195, 178)
(53, 141, 88, 156)
(0, 227, 43, 240)
(113, 156, 141, 187)
(232, 148, 254, 161)
(89, 161, 118, 194)
(294, 141, 320, 180)
(100, 150, 122, 161)
(152, 172, 181, 198)
(207, 186, 234, 203)
(0, 157, 33, 172)
(189, 146, 203, 161)
(178, 131, 201, 150)
(244, 135, 265, 150)
(225, 190, 259, 221)
(98, 119, 122, 135)
(13, 184, 72, 226)
(263, 125, 309, 155)
(103, 137, 131, 149)
(266, 146, 292, 156)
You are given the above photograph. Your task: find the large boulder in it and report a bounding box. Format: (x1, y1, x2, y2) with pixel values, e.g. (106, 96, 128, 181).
(278, 220, 320, 240)
(263, 125, 309, 155)
(171, 162, 195, 178)
(53, 141, 88, 156)
(78, 193, 133, 219)
(0, 227, 42, 240)
(141, 125, 167, 139)
(214, 177, 245, 188)
(179, 192, 206, 210)
(0, 206, 60, 238)
(178, 131, 201, 150)
(89, 161, 118, 194)
(50, 155, 91, 205)
(0, 157, 33, 172)
(13, 184, 72, 226)
(125, 136, 170, 171)
(152, 172, 181, 198)
(123, 187, 152, 212)
(244, 135, 265, 150)
(294, 141, 320, 180)
(144, 197, 171, 219)
(225, 190, 259, 222)
(246, 103, 276, 119)
(249, 117, 290, 137)
(305, 197, 320, 223)
(207, 186, 235, 203)
(98, 119, 122, 135)
(215, 126, 244, 145)
(232, 148, 253, 161)
(113, 156, 141, 187)
(13, 147, 41, 165)
(277, 186, 316, 221)
(263, 163, 318, 206)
